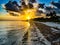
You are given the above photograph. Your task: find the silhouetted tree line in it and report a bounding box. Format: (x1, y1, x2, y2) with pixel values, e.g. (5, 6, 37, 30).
(46, 11, 56, 17)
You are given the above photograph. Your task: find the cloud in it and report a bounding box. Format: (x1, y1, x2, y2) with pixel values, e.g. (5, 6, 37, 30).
(1, 4, 6, 8)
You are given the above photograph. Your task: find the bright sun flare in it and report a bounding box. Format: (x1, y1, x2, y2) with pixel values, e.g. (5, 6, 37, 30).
(23, 9, 36, 20)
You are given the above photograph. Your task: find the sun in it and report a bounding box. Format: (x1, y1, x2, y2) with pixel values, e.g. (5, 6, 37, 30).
(23, 9, 36, 20)
(26, 16, 31, 20)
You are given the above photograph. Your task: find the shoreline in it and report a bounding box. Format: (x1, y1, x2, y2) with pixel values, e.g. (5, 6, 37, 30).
(35, 22, 60, 45)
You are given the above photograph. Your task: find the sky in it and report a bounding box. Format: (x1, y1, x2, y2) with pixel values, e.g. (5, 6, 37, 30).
(0, 0, 59, 15)
(37, 0, 59, 5)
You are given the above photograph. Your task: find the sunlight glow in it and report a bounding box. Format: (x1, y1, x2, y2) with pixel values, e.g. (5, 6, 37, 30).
(26, 16, 31, 20)
(23, 9, 37, 20)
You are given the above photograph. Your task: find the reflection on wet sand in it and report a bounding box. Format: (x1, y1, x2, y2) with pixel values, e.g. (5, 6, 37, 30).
(0, 21, 30, 45)
(0, 21, 51, 45)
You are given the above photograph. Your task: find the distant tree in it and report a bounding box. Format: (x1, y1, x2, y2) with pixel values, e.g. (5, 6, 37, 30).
(53, 11, 56, 16)
(49, 11, 53, 17)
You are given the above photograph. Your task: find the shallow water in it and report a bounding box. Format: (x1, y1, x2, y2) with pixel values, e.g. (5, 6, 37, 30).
(0, 21, 30, 45)
(0, 21, 52, 45)
(41, 22, 60, 29)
